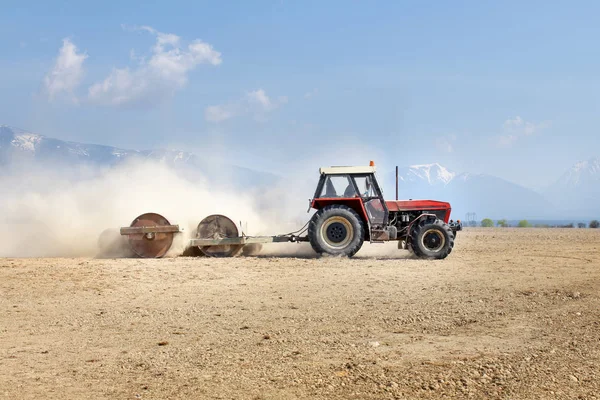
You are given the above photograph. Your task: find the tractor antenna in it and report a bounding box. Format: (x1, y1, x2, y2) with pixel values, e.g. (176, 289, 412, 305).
(395, 165, 399, 200)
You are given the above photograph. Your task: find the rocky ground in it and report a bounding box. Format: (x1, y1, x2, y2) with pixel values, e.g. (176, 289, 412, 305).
(1, 228, 599, 399)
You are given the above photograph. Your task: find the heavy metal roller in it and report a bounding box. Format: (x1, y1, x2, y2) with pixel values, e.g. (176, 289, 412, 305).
(120, 212, 180, 258)
(196, 214, 244, 257)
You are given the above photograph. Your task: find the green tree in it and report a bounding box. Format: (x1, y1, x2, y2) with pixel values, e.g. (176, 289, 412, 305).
(481, 218, 494, 227)
(497, 219, 508, 227)
(590, 220, 600, 228)
(578, 222, 586, 228)
(518, 219, 532, 227)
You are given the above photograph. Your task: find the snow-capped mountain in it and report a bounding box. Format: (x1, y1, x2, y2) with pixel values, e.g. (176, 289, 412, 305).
(0, 125, 278, 188)
(554, 157, 600, 188)
(544, 157, 600, 218)
(398, 163, 456, 185)
(1, 125, 136, 164)
(392, 158, 600, 219)
(383, 163, 555, 220)
(4, 127, 43, 152)
(1, 125, 195, 165)
(397, 164, 495, 186)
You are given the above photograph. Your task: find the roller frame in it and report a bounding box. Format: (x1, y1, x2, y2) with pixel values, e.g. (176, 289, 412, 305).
(120, 225, 180, 235)
(190, 234, 309, 247)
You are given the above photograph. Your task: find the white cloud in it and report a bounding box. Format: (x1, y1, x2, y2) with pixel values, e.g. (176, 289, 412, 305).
(247, 89, 273, 110)
(43, 38, 87, 101)
(503, 116, 549, 136)
(304, 88, 318, 99)
(205, 89, 287, 123)
(205, 105, 236, 123)
(88, 26, 221, 107)
(436, 134, 457, 153)
(496, 134, 518, 148)
(496, 116, 550, 147)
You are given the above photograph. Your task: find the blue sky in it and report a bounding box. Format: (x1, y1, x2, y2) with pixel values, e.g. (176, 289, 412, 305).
(2, 0, 600, 188)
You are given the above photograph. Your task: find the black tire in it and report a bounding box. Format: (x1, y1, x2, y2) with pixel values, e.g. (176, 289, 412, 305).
(409, 217, 454, 259)
(308, 204, 365, 257)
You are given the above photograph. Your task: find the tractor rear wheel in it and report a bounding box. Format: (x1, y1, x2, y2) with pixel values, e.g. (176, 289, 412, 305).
(308, 205, 365, 257)
(409, 217, 454, 259)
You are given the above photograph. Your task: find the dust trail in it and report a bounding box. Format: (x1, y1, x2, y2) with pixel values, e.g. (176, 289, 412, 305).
(0, 159, 271, 257)
(251, 242, 415, 259)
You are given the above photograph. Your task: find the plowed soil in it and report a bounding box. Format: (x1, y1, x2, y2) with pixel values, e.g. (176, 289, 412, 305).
(1, 228, 599, 399)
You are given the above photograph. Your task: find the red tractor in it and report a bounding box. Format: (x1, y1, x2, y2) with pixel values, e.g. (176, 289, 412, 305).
(116, 162, 461, 259)
(306, 162, 461, 259)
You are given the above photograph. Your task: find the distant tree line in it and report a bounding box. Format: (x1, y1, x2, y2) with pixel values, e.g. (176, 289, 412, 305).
(478, 219, 600, 228)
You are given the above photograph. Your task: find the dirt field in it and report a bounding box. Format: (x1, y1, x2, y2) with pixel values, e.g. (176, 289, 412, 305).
(1, 228, 599, 399)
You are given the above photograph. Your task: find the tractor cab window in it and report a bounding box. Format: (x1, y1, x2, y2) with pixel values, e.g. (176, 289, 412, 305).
(353, 176, 377, 198)
(320, 175, 357, 198)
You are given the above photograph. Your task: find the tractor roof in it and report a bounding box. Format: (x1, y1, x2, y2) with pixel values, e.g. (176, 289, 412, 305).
(319, 165, 376, 175)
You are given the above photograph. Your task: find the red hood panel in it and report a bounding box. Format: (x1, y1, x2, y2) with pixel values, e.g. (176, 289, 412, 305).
(386, 200, 451, 212)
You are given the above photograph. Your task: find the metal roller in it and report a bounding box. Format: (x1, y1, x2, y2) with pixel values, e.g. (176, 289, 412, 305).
(196, 214, 244, 257)
(125, 212, 177, 258)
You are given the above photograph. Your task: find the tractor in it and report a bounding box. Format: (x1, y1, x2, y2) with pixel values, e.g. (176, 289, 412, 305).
(306, 161, 461, 259)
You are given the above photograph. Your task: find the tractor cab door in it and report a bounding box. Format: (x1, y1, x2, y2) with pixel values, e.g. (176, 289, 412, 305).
(352, 174, 388, 227)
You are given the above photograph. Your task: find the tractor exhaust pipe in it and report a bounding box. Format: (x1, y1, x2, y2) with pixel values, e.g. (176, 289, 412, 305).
(396, 165, 398, 200)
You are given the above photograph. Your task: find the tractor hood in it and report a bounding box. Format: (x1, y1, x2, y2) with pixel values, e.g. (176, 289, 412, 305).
(386, 200, 451, 212)
(386, 200, 452, 223)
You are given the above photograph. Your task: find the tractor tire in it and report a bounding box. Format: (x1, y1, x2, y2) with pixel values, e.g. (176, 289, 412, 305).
(409, 217, 454, 259)
(308, 204, 365, 257)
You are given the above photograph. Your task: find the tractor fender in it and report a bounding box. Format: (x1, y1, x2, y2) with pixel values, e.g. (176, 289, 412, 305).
(311, 198, 369, 225)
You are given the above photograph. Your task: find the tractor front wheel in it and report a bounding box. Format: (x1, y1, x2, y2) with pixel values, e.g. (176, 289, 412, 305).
(308, 205, 365, 257)
(409, 217, 454, 259)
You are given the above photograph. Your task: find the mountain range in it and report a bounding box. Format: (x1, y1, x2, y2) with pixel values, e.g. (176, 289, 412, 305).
(541, 157, 600, 219)
(381, 160, 600, 220)
(380, 163, 556, 221)
(1, 125, 599, 220)
(0, 125, 278, 189)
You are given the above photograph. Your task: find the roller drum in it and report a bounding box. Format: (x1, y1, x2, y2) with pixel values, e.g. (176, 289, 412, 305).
(127, 212, 175, 258)
(197, 214, 244, 257)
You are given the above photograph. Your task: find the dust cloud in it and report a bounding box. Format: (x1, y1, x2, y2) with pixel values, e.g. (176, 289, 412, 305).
(0, 159, 301, 258)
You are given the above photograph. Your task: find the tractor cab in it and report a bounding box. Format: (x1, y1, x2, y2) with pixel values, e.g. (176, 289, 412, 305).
(311, 164, 388, 230)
